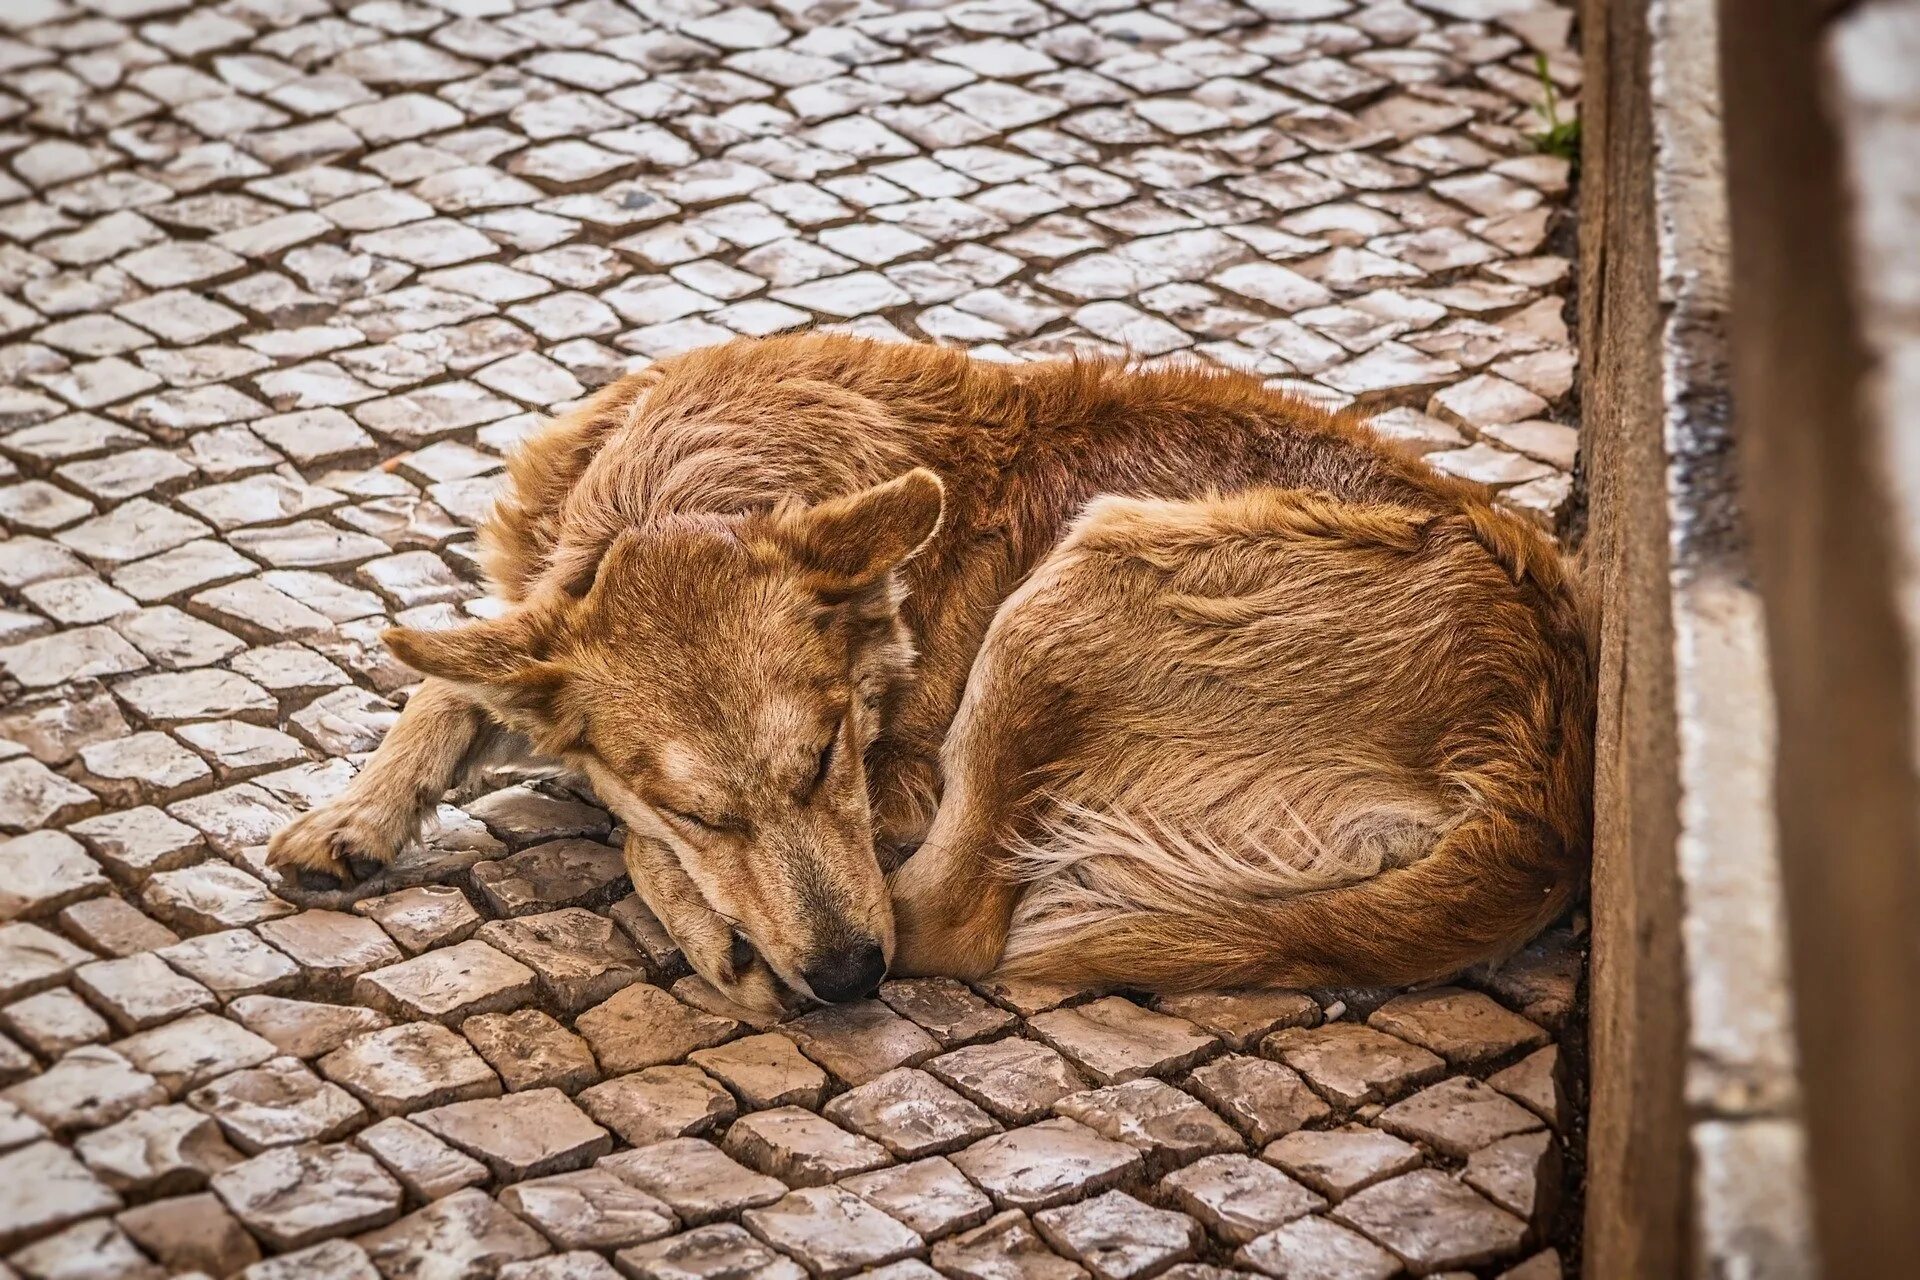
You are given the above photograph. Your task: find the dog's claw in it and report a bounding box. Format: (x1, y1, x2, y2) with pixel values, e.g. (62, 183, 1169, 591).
(344, 854, 386, 882)
(298, 868, 344, 891)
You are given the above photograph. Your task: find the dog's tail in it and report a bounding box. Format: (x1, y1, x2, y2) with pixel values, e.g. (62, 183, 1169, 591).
(995, 805, 1581, 992)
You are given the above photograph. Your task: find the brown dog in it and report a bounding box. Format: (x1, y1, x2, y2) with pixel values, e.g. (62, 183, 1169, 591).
(267, 334, 1593, 1012)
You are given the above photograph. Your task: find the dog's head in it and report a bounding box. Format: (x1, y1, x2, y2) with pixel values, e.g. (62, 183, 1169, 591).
(385, 469, 945, 1007)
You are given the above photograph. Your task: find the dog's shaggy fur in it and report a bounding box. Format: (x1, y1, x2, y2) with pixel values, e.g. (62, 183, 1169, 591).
(268, 334, 1594, 1011)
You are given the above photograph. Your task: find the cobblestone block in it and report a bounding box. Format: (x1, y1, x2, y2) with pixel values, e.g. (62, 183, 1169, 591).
(840, 1155, 996, 1241)
(412, 1087, 612, 1182)
(724, 1105, 893, 1187)
(211, 1142, 403, 1251)
(1053, 1079, 1243, 1177)
(318, 1021, 502, 1118)
(73, 1102, 243, 1197)
(1159, 1154, 1326, 1246)
(598, 1138, 787, 1226)
(690, 1033, 830, 1111)
(500, 1167, 679, 1251)
(577, 984, 739, 1075)
(615, 1223, 807, 1280)
(927, 1038, 1086, 1125)
(467, 1008, 602, 1095)
(357, 1186, 552, 1278)
(931, 1209, 1088, 1280)
(823, 1067, 1000, 1159)
(475, 907, 649, 1013)
(949, 1117, 1142, 1212)
(352, 1115, 490, 1202)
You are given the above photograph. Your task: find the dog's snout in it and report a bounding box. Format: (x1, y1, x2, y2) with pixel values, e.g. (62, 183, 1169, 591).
(802, 939, 886, 1003)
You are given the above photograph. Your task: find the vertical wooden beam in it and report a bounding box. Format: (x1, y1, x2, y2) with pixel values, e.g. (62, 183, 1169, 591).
(1577, 0, 1691, 1272)
(1718, 1, 1920, 1271)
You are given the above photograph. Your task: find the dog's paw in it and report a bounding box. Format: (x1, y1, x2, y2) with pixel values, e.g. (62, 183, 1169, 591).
(267, 803, 404, 891)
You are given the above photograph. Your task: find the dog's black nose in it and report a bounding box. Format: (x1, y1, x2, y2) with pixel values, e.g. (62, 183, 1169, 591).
(803, 940, 887, 1003)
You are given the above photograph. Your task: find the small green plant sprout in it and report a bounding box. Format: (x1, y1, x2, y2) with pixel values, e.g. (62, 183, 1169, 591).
(1531, 52, 1580, 166)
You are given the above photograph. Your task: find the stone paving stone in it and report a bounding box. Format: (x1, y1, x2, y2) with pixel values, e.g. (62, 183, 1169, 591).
(1161, 1153, 1328, 1247)
(58, 895, 180, 958)
(140, 862, 297, 933)
(578, 983, 739, 1075)
(926, 1038, 1087, 1125)
(1262, 1126, 1425, 1203)
(8, 1217, 166, 1280)
(840, 1155, 996, 1241)
(1151, 992, 1321, 1052)
(690, 1033, 831, 1110)
(782, 1000, 940, 1086)
(72, 1102, 243, 1196)
(823, 1067, 999, 1160)
(950, 1117, 1143, 1212)
(1186, 1055, 1332, 1145)
(740, 1186, 927, 1280)
(579, 1064, 735, 1145)
(66, 806, 205, 886)
(3, 1046, 166, 1135)
(72, 952, 215, 1033)
(353, 938, 537, 1025)
(352, 1115, 490, 1202)
(211, 1142, 404, 1251)
(931, 1209, 1089, 1280)
(503, 1254, 628, 1280)
(240, 1238, 384, 1280)
(353, 883, 483, 955)
(113, 1012, 280, 1098)
(879, 978, 1017, 1049)
(1261, 1024, 1447, 1109)
(467, 1008, 602, 1095)
(500, 1167, 679, 1251)
(1365, 988, 1550, 1070)
(189, 1054, 366, 1153)
(1375, 1076, 1545, 1158)
(0, 832, 108, 919)
(0, 922, 93, 1003)
(1028, 999, 1219, 1086)
(4, 987, 112, 1058)
(357, 1186, 552, 1279)
(615, 1222, 808, 1280)
(412, 1087, 612, 1183)
(156, 928, 301, 1000)
(256, 910, 405, 1000)
(724, 1105, 893, 1187)
(1331, 1169, 1527, 1274)
(1463, 1130, 1561, 1229)
(116, 1189, 263, 1276)
(599, 1138, 788, 1226)
(1033, 1190, 1202, 1280)
(1488, 1045, 1563, 1131)
(0, 1140, 124, 1251)
(475, 907, 650, 1013)
(229, 996, 392, 1061)
(1053, 1078, 1243, 1177)
(318, 1021, 502, 1118)
(473, 838, 630, 917)
(1235, 1214, 1402, 1280)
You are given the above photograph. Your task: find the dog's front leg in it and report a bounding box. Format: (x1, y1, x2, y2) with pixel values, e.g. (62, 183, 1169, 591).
(621, 834, 788, 1015)
(268, 678, 496, 889)
(887, 787, 1023, 980)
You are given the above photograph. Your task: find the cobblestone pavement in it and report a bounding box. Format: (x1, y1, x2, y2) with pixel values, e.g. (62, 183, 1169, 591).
(0, 0, 1584, 1275)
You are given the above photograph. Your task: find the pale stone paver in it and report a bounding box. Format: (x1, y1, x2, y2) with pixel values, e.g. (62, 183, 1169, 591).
(0, 0, 1583, 1271)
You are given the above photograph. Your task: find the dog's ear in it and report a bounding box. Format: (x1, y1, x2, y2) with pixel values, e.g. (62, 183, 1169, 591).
(383, 610, 572, 728)
(775, 468, 945, 595)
